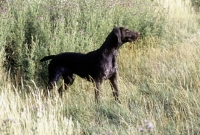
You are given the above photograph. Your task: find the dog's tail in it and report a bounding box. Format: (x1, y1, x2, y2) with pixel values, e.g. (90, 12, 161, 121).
(40, 55, 55, 62)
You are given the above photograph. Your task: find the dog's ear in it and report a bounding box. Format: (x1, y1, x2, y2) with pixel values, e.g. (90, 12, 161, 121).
(113, 27, 122, 44)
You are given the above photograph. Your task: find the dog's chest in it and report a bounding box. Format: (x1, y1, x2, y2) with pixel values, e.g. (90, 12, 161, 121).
(100, 57, 117, 79)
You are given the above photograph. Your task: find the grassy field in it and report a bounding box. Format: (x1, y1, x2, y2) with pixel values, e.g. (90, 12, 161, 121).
(0, 0, 200, 134)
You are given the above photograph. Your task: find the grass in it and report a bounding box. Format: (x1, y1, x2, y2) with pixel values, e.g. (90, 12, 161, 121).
(0, 0, 200, 134)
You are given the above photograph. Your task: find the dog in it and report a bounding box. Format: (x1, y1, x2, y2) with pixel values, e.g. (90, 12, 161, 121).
(40, 27, 140, 103)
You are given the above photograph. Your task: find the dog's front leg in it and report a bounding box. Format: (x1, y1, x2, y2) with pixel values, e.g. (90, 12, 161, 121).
(109, 74, 121, 103)
(94, 80, 102, 103)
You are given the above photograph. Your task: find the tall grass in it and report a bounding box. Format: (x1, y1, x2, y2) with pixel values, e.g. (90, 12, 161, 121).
(0, 0, 200, 134)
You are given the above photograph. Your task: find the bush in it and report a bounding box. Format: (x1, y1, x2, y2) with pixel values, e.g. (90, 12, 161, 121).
(1, 0, 167, 86)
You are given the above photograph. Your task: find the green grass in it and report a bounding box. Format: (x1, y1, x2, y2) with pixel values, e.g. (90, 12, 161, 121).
(0, 0, 200, 134)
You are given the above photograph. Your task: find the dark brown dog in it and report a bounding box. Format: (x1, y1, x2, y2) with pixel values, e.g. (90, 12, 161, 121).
(40, 27, 140, 103)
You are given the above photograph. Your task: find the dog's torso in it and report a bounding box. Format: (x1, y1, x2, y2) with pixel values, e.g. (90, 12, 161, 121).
(48, 49, 118, 82)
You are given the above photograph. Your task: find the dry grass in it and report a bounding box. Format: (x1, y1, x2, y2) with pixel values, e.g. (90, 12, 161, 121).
(1, 35, 200, 134)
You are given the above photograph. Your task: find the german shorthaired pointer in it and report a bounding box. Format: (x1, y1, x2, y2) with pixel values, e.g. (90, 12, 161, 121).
(40, 27, 140, 103)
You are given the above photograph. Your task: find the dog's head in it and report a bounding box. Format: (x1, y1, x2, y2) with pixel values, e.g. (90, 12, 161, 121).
(113, 27, 140, 44)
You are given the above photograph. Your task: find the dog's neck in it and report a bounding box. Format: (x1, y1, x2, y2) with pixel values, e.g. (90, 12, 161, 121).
(99, 42, 122, 58)
(99, 33, 123, 56)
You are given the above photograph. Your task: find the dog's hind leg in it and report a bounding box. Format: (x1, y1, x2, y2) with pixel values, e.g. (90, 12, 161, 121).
(58, 72, 75, 97)
(45, 76, 60, 96)
(45, 66, 65, 96)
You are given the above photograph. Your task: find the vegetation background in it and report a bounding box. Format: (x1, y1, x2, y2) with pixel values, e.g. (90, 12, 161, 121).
(0, 0, 200, 134)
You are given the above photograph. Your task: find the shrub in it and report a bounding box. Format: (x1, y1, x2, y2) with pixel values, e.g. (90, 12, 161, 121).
(1, 0, 167, 86)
